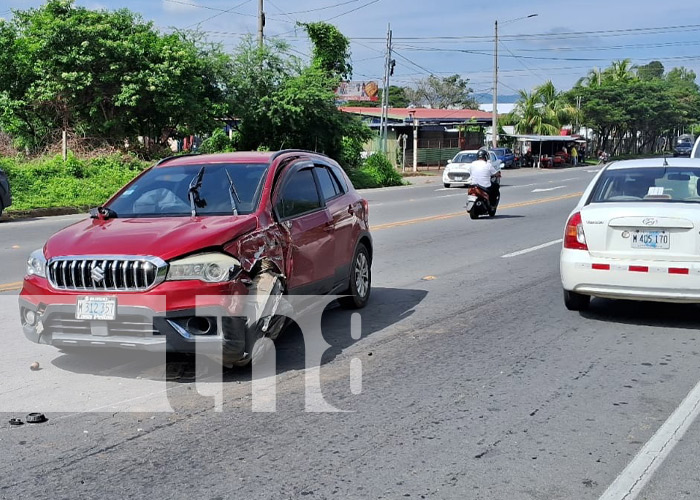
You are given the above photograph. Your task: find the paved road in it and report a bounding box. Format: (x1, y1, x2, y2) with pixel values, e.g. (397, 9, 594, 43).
(2, 165, 697, 499)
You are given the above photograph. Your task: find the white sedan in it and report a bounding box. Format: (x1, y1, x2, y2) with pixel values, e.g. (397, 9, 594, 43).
(560, 158, 700, 310)
(442, 150, 501, 188)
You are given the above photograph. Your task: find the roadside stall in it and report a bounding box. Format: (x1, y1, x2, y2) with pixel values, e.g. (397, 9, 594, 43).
(509, 134, 587, 168)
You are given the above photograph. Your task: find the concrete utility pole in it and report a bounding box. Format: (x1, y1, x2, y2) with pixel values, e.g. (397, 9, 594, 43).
(380, 24, 393, 154)
(257, 0, 264, 48)
(492, 19, 498, 148)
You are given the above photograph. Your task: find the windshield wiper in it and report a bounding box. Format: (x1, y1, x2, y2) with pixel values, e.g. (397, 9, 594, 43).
(224, 169, 241, 216)
(188, 166, 207, 216)
(90, 206, 118, 220)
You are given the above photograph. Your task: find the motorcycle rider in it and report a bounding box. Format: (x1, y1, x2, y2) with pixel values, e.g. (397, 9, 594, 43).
(468, 149, 501, 207)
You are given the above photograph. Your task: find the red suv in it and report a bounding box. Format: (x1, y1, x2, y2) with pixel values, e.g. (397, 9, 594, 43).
(19, 150, 372, 365)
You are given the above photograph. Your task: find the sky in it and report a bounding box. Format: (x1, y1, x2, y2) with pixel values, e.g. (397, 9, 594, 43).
(3, 0, 700, 98)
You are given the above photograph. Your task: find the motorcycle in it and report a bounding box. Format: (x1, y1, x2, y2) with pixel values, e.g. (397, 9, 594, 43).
(465, 173, 501, 219)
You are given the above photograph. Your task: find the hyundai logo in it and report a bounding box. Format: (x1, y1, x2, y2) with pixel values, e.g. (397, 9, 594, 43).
(642, 218, 658, 226)
(91, 265, 105, 283)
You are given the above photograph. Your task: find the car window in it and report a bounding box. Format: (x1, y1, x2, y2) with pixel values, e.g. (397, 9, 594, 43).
(328, 164, 348, 193)
(589, 167, 700, 203)
(454, 153, 477, 163)
(277, 168, 322, 218)
(107, 163, 268, 217)
(315, 166, 339, 201)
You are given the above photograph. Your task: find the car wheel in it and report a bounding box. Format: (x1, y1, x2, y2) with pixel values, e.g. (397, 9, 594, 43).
(0, 201, 4, 219)
(340, 243, 371, 309)
(443, 182, 450, 188)
(563, 290, 590, 311)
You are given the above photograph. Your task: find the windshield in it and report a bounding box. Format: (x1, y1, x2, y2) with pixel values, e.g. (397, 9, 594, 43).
(453, 153, 478, 163)
(107, 163, 268, 217)
(589, 166, 700, 203)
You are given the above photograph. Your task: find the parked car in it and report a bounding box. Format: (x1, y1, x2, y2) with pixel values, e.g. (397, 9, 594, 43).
(0, 167, 11, 217)
(19, 150, 372, 365)
(560, 157, 700, 311)
(673, 136, 694, 157)
(489, 147, 515, 169)
(443, 150, 500, 188)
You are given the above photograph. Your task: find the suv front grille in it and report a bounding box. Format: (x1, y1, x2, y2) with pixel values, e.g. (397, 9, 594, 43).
(47, 256, 167, 292)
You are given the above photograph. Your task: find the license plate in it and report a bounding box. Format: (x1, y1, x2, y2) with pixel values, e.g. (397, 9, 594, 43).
(454, 176, 463, 181)
(631, 230, 670, 249)
(76, 296, 117, 320)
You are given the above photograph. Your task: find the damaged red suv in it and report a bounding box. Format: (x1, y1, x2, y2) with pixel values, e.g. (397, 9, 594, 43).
(19, 150, 372, 365)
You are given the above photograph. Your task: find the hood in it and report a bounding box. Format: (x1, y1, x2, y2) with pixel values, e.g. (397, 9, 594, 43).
(448, 162, 474, 170)
(44, 215, 258, 261)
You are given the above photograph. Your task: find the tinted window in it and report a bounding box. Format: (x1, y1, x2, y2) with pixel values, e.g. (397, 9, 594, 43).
(453, 153, 477, 163)
(329, 165, 348, 193)
(315, 167, 339, 201)
(590, 167, 700, 203)
(277, 168, 321, 218)
(107, 163, 267, 217)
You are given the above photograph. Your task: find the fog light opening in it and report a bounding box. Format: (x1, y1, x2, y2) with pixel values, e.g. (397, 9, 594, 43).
(23, 308, 38, 326)
(186, 317, 213, 336)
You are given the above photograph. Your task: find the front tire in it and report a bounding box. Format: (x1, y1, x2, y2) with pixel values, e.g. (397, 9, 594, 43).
(340, 243, 371, 309)
(564, 290, 590, 311)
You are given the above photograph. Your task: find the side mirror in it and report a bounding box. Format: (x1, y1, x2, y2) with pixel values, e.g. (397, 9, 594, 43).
(447, 159, 452, 164)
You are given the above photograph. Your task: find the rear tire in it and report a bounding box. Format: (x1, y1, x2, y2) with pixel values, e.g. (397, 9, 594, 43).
(443, 183, 450, 188)
(340, 243, 371, 309)
(564, 290, 590, 311)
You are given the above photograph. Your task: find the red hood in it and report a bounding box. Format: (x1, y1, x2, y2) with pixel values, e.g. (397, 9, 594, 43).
(44, 215, 258, 261)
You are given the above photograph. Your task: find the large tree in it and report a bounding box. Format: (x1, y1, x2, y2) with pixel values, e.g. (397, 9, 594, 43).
(508, 81, 577, 135)
(405, 74, 479, 109)
(0, 0, 230, 152)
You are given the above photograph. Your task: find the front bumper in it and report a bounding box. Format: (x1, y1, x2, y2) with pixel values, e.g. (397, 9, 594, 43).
(19, 276, 251, 356)
(443, 171, 470, 184)
(560, 248, 700, 303)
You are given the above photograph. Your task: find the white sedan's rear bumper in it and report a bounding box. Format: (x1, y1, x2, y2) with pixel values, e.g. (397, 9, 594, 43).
(560, 248, 700, 303)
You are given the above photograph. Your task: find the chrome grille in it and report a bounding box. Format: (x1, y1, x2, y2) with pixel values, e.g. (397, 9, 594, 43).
(47, 256, 167, 292)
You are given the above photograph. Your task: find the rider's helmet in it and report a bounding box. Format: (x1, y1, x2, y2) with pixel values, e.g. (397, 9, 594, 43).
(477, 149, 489, 161)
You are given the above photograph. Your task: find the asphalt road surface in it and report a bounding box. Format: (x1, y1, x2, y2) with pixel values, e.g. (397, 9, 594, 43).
(2, 165, 699, 499)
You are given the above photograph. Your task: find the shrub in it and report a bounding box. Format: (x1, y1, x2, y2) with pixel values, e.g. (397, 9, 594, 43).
(348, 152, 404, 189)
(198, 129, 236, 154)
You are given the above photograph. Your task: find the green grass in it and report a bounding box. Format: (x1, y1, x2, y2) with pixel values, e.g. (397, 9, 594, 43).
(2, 153, 150, 212)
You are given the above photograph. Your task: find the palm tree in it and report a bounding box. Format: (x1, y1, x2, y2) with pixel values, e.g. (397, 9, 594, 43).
(509, 81, 578, 135)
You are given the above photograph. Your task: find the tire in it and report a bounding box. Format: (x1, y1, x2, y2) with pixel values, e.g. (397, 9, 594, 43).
(443, 183, 450, 188)
(564, 290, 590, 311)
(469, 210, 479, 220)
(488, 207, 497, 217)
(340, 243, 371, 309)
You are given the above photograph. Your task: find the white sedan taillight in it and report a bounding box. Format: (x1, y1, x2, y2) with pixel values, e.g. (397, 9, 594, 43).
(564, 212, 588, 250)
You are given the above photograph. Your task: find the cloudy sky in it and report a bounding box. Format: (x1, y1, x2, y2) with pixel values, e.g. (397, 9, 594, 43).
(3, 0, 700, 96)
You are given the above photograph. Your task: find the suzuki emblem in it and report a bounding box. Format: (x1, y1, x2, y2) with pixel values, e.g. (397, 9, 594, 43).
(91, 265, 105, 283)
(642, 218, 658, 226)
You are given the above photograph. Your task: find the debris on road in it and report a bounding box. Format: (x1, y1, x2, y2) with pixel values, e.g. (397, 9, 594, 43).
(30, 361, 40, 371)
(25, 413, 47, 424)
(9, 418, 23, 426)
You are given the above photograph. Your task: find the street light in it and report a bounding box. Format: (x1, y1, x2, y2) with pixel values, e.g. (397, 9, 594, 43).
(492, 13, 538, 148)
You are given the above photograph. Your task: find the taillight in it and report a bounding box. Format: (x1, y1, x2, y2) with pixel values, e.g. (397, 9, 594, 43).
(361, 199, 369, 219)
(564, 212, 588, 250)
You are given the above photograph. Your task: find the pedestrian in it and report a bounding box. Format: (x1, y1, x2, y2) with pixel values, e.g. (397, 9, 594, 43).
(571, 145, 578, 166)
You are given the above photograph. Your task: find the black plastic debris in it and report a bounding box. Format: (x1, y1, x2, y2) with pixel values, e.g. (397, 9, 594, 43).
(9, 418, 23, 426)
(25, 413, 48, 424)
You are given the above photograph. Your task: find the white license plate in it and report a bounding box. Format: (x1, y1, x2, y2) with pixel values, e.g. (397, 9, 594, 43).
(631, 230, 670, 249)
(76, 296, 117, 320)
(454, 176, 463, 181)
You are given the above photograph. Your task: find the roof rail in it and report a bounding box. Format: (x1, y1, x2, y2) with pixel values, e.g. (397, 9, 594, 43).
(269, 149, 331, 162)
(154, 152, 202, 166)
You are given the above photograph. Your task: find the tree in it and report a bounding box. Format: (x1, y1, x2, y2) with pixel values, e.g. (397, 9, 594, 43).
(343, 85, 409, 108)
(508, 81, 576, 135)
(405, 74, 479, 109)
(637, 61, 665, 81)
(0, 0, 231, 152)
(298, 21, 351, 81)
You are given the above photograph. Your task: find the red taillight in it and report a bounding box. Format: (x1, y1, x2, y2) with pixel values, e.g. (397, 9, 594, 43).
(563, 212, 588, 250)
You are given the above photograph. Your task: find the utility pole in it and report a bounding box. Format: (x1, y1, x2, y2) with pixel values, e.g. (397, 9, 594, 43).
(380, 24, 393, 154)
(492, 19, 498, 148)
(257, 0, 264, 48)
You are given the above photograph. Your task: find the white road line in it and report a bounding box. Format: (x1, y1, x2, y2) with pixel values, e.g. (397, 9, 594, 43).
(586, 169, 601, 173)
(501, 239, 562, 258)
(598, 378, 700, 500)
(532, 186, 566, 193)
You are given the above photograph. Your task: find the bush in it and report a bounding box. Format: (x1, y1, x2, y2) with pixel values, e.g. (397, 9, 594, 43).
(198, 129, 236, 154)
(1, 153, 150, 211)
(348, 152, 404, 189)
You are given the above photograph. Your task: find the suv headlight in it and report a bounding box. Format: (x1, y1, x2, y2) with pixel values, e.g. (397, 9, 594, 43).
(167, 252, 241, 283)
(26, 248, 47, 278)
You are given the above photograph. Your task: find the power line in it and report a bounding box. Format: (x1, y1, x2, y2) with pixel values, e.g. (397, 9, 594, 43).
(185, 0, 255, 29)
(273, 0, 363, 15)
(392, 49, 435, 76)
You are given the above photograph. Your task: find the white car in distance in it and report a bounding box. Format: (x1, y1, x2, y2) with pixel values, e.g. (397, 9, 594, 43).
(560, 158, 700, 311)
(442, 150, 501, 188)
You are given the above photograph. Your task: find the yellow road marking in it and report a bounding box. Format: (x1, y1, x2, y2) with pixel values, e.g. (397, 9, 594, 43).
(373, 192, 583, 230)
(0, 192, 583, 292)
(0, 281, 23, 292)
